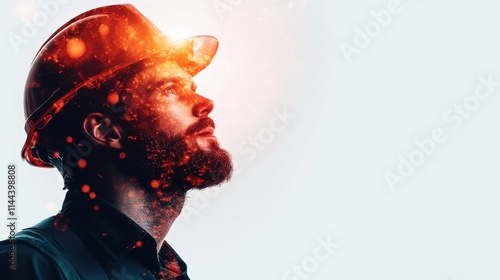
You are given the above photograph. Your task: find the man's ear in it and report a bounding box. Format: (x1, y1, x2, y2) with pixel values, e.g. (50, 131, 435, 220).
(83, 113, 123, 149)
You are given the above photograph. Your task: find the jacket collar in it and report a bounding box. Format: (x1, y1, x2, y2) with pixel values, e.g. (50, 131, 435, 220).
(60, 193, 187, 278)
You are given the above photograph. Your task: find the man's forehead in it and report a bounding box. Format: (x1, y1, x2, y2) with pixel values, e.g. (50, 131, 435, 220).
(132, 60, 195, 85)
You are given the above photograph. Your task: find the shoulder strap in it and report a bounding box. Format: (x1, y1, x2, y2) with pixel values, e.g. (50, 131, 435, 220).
(29, 216, 109, 280)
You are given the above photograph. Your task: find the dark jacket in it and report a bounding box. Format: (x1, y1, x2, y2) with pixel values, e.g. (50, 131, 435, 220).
(0, 195, 190, 279)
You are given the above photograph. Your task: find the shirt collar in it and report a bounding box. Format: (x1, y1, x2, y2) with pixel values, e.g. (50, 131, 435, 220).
(60, 194, 188, 278)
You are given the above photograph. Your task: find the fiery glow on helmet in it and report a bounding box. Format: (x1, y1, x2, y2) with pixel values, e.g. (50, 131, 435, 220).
(107, 92, 120, 105)
(99, 24, 110, 36)
(66, 38, 86, 59)
(21, 4, 219, 167)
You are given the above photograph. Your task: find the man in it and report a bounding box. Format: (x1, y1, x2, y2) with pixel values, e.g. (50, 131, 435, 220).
(0, 4, 232, 279)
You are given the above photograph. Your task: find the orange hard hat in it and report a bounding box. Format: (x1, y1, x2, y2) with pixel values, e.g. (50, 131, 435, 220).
(21, 4, 219, 167)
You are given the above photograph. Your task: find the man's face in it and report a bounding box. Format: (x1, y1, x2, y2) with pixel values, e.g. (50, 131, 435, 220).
(119, 60, 232, 191)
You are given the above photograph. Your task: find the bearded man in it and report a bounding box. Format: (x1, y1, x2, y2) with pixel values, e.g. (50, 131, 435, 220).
(0, 4, 232, 280)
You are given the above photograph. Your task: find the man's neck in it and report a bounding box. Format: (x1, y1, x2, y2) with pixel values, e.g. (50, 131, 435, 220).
(112, 181, 187, 252)
(66, 168, 187, 252)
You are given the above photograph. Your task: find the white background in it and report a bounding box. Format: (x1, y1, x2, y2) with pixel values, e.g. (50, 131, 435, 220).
(1, 0, 500, 279)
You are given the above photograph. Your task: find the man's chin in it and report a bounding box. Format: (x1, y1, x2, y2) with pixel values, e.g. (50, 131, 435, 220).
(195, 135, 220, 151)
(121, 130, 232, 192)
(178, 147, 233, 190)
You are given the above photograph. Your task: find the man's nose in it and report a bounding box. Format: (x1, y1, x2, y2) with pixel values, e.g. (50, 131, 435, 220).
(192, 94, 214, 117)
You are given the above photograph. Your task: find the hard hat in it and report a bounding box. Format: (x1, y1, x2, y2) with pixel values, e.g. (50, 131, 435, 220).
(21, 4, 219, 167)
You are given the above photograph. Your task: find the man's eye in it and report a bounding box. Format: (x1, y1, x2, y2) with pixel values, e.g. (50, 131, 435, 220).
(161, 82, 176, 95)
(162, 88, 175, 95)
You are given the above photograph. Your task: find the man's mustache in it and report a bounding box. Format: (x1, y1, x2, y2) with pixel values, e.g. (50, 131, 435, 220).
(185, 118, 215, 136)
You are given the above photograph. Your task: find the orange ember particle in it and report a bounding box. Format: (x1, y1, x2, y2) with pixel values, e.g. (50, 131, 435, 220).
(53, 151, 60, 158)
(135, 240, 143, 248)
(89, 192, 96, 199)
(77, 159, 87, 169)
(54, 100, 65, 111)
(81, 184, 90, 193)
(119, 152, 126, 159)
(150, 180, 160, 189)
(107, 92, 120, 105)
(52, 220, 68, 232)
(93, 205, 100, 211)
(99, 24, 110, 36)
(66, 136, 73, 143)
(66, 38, 86, 59)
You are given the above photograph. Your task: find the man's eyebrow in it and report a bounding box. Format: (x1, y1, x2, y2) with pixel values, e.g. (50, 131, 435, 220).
(154, 76, 195, 89)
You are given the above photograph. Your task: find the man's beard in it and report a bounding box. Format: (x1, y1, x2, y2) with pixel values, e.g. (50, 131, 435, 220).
(120, 118, 233, 191)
